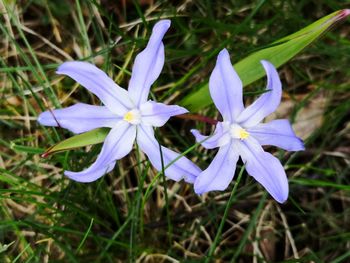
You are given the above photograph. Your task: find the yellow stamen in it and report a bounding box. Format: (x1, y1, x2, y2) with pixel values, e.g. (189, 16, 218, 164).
(230, 123, 250, 140)
(123, 111, 134, 122)
(123, 109, 141, 125)
(239, 128, 249, 140)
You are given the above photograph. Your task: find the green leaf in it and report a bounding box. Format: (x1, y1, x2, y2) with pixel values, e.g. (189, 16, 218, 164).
(180, 9, 350, 112)
(291, 178, 350, 191)
(10, 143, 44, 155)
(42, 128, 110, 157)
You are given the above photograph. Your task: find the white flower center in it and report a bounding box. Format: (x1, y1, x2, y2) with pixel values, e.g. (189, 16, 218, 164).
(123, 109, 141, 125)
(230, 123, 249, 140)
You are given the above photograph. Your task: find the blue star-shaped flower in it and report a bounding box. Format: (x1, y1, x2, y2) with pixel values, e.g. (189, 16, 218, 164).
(39, 20, 201, 183)
(191, 49, 304, 203)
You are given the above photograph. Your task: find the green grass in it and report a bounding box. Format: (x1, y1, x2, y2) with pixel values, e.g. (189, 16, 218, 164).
(1, 0, 350, 262)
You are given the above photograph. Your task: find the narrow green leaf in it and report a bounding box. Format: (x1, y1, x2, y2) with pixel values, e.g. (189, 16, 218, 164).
(75, 218, 94, 254)
(290, 178, 350, 191)
(181, 9, 350, 112)
(42, 128, 110, 157)
(10, 143, 44, 155)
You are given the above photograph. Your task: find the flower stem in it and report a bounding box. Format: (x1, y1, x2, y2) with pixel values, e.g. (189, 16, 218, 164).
(205, 165, 245, 262)
(175, 113, 218, 125)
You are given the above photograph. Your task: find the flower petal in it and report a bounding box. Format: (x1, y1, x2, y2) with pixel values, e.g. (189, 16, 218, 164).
(209, 49, 244, 122)
(248, 119, 305, 151)
(67, 161, 117, 183)
(57, 61, 134, 115)
(237, 137, 289, 203)
(140, 100, 187, 127)
(237, 60, 282, 127)
(137, 125, 201, 183)
(38, 103, 120, 134)
(128, 20, 171, 106)
(194, 142, 239, 194)
(64, 121, 136, 182)
(191, 122, 230, 149)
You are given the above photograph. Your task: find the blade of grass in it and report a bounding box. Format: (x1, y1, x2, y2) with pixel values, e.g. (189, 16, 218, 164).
(75, 218, 94, 254)
(205, 165, 245, 262)
(75, 0, 92, 58)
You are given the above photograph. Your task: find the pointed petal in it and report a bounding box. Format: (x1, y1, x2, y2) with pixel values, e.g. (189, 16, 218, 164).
(194, 142, 239, 194)
(248, 119, 305, 151)
(237, 137, 289, 203)
(140, 100, 187, 127)
(57, 61, 134, 114)
(237, 60, 282, 127)
(64, 121, 136, 182)
(128, 20, 170, 106)
(38, 103, 120, 134)
(209, 49, 244, 122)
(191, 122, 230, 149)
(67, 161, 117, 183)
(137, 125, 201, 183)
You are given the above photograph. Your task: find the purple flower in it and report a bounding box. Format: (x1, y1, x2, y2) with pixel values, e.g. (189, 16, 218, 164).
(191, 49, 304, 203)
(38, 20, 201, 183)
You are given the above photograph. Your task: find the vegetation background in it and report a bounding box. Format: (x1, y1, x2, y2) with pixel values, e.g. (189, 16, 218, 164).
(0, 0, 349, 262)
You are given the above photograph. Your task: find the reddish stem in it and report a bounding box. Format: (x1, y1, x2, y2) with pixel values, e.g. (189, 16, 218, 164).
(176, 113, 218, 125)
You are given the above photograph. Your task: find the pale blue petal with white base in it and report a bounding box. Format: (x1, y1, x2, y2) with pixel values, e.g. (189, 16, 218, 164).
(57, 61, 134, 114)
(209, 49, 244, 122)
(140, 100, 188, 127)
(236, 60, 282, 127)
(248, 119, 305, 151)
(65, 121, 136, 182)
(194, 142, 239, 194)
(128, 20, 171, 106)
(38, 103, 120, 134)
(137, 125, 201, 183)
